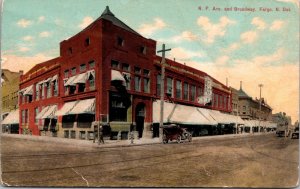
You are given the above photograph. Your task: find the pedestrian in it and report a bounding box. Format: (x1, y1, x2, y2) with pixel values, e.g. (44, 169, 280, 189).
(99, 125, 104, 144)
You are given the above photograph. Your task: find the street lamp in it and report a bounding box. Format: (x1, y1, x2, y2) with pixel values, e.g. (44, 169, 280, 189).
(258, 84, 263, 133)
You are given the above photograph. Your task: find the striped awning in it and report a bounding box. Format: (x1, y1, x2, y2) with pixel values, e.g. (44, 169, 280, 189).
(36, 106, 50, 119)
(55, 101, 77, 116)
(2, 109, 19, 125)
(68, 98, 95, 114)
(41, 105, 57, 119)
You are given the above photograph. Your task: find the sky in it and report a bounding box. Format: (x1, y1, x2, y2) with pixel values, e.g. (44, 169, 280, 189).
(1, 0, 299, 122)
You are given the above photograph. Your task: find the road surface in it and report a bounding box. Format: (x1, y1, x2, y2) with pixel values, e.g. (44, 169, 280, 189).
(1, 133, 298, 188)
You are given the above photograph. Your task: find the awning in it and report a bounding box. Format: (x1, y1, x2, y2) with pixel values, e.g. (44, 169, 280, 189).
(208, 110, 232, 124)
(64, 75, 77, 86)
(51, 75, 58, 82)
(36, 106, 50, 119)
(2, 109, 19, 125)
(87, 70, 95, 78)
(41, 105, 57, 119)
(23, 85, 34, 95)
(55, 101, 78, 116)
(44, 77, 52, 83)
(169, 104, 213, 125)
(111, 70, 126, 85)
(152, 100, 176, 123)
(73, 73, 88, 84)
(68, 98, 95, 114)
(197, 108, 218, 125)
(152, 100, 217, 125)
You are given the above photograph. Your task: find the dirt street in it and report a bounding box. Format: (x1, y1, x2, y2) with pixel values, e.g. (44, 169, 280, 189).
(1, 133, 298, 188)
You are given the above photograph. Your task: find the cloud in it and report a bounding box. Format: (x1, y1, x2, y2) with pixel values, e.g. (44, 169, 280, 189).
(39, 31, 51, 38)
(157, 31, 198, 44)
(137, 18, 166, 36)
(215, 55, 230, 66)
(251, 17, 266, 30)
(54, 19, 63, 26)
(222, 42, 241, 54)
(18, 47, 30, 52)
(167, 47, 204, 61)
(276, 0, 299, 7)
(38, 16, 45, 23)
(197, 16, 236, 44)
(78, 16, 94, 29)
(22, 36, 34, 41)
(240, 31, 258, 44)
(17, 19, 32, 28)
(270, 20, 284, 30)
(1, 53, 53, 73)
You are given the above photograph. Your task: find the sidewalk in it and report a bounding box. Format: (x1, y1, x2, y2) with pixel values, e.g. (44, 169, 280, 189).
(0, 132, 273, 148)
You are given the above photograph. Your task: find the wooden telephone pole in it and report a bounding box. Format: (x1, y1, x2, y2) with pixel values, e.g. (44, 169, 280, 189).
(157, 44, 171, 142)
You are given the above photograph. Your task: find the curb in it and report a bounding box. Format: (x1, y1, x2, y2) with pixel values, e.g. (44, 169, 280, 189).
(0, 132, 275, 148)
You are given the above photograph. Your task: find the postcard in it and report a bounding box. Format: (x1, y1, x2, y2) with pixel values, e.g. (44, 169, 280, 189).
(1, 0, 299, 188)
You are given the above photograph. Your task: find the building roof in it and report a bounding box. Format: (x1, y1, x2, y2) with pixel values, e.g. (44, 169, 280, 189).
(238, 88, 251, 98)
(97, 6, 141, 36)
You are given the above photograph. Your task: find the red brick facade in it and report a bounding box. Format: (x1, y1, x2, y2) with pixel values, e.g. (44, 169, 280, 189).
(19, 6, 231, 139)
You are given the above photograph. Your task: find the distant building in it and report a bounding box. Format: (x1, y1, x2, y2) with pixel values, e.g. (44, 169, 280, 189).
(1, 69, 23, 133)
(272, 112, 291, 126)
(230, 87, 239, 116)
(1, 69, 22, 115)
(236, 82, 272, 121)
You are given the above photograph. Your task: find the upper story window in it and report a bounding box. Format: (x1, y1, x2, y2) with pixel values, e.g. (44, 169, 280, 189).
(166, 77, 173, 97)
(140, 46, 147, 54)
(111, 60, 119, 69)
(184, 82, 189, 100)
(80, 64, 86, 72)
(89, 61, 95, 69)
(134, 67, 141, 74)
(117, 37, 124, 46)
(191, 85, 196, 102)
(122, 63, 130, 72)
(134, 76, 141, 92)
(156, 74, 161, 96)
(71, 67, 76, 75)
(85, 37, 90, 47)
(64, 70, 69, 78)
(176, 80, 182, 99)
(68, 47, 73, 55)
(53, 81, 58, 96)
(143, 69, 150, 77)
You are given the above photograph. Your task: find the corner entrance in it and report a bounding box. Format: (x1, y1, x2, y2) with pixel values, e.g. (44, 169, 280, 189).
(135, 103, 145, 138)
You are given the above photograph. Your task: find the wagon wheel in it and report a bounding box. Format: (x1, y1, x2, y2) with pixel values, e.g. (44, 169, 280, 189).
(177, 135, 181, 143)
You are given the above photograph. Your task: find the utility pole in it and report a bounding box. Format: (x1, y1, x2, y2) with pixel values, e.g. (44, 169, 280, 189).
(157, 44, 171, 142)
(258, 84, 263, 133)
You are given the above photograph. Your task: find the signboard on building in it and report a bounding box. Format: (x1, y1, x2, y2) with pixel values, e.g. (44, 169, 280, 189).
(197, 76, 212, 105)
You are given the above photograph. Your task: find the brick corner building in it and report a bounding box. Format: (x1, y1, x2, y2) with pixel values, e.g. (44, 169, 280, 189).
(19, 6, 232, 140)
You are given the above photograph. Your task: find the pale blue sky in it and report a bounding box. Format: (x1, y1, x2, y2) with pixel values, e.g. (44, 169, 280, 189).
(1, 0, 299, 121)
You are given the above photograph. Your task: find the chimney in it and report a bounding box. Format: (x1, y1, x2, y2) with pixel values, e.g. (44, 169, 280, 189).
(19, 70, 23, 75)
(240, 81, 242, 90)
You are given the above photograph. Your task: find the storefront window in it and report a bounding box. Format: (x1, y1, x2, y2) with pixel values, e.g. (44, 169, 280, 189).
(109, 93, 128, 121)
